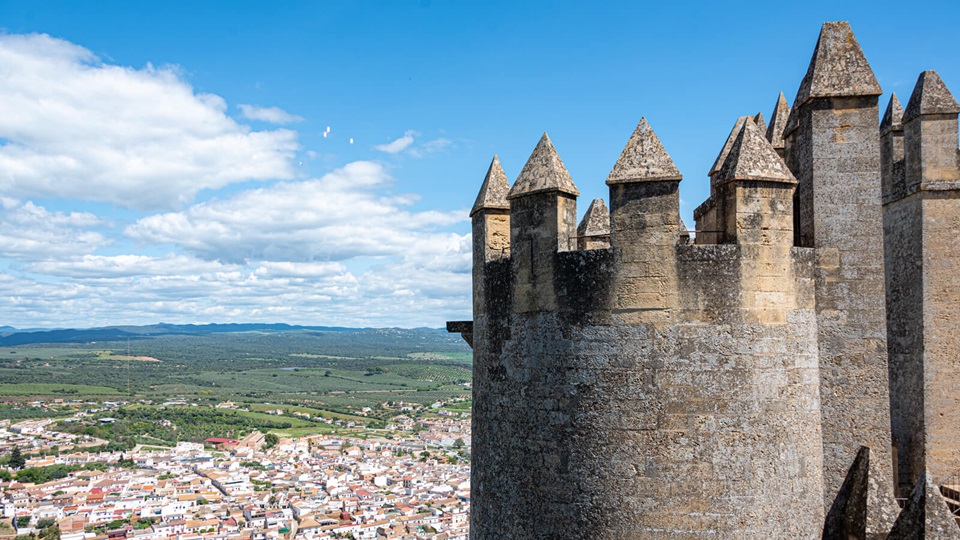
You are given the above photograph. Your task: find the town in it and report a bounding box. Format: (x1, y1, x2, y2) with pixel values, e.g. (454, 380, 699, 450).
(0, 402, 471, 540)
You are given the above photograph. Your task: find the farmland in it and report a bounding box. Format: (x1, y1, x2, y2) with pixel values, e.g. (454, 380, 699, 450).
(0, 324, 473, 421)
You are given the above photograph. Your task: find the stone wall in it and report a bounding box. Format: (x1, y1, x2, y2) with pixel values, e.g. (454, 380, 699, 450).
(470, 243, 826, 539)
(884, 70, 960, 487)
(883, 195, 925, 491)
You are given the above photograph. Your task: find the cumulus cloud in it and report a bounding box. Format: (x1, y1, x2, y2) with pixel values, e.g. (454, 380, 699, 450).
(238, 104, 303, 124)
(0, 200, 110, 260)
(0, 248, 469, 328)
(0, 33, 474, 329)
(374, 130, 417, 154)
(0, 33, 299, 210)
(125, 161, 467, 263)
(26, 254, 235, 278)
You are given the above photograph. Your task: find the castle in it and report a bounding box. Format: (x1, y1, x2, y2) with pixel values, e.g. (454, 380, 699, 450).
(448, 21, 960, 538)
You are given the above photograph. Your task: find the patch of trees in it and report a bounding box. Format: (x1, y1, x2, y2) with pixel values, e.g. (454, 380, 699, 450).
(57, 406, 292, 446)
(13, 461, 134, 484)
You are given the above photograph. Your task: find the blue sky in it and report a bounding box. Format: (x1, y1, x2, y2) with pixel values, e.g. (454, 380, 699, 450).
(0, 0, 956, 328)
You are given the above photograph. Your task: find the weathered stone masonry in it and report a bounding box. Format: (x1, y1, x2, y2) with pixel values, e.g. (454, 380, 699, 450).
(456, 20, 960, 540)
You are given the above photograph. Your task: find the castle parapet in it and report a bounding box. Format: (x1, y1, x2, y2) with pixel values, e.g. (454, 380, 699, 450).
(470, 156, 511, 326)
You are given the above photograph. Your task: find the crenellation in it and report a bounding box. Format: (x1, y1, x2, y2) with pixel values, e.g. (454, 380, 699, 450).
(459, 19, 960, 540)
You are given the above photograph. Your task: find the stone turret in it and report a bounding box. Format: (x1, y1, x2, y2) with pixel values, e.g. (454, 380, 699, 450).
(880, 94, 905, 203)
(782, 22, 899, 535)
(576, 198, 609, 250)
(470, 155, 511, 336)
(507, 133, 579, 313)
(471, 156, 511, 264)
(469, 112, 826, 538)
(903, 71, 960, 188)
(607, 117, 681, 321)
(696, 116, 748, 244)
(884, 70, 960, 493)
(767, 91, 791, 157)
(714, 117, 796, 247)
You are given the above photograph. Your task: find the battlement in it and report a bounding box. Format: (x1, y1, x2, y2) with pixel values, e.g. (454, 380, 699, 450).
(470, 115, 805, 322)
(463, 20, 960, 539)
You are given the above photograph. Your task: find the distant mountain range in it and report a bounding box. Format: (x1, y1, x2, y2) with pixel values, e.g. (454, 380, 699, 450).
(0, 322, 444, 346)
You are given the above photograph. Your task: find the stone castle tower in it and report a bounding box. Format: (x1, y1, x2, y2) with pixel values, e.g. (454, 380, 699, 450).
(450, 21, 960, 539)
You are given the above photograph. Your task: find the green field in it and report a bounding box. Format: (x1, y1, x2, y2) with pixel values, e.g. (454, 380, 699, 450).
(0, 329, 472, 415)
(246, 402, 368, 422)
(0, 383, 120, 395)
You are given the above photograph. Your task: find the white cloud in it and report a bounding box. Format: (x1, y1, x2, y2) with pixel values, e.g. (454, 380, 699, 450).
(0, 200, 110, 260)
(409, 137, 453, 158)
(18, 160, 469, 327)
(238, 104, 303, 124)
(0, 33, 299, 211)
(124, 161, 467, 263)
(26, 254, 234, 278)
(0, 247, 469, 328)
(0, 33, 474, 329)
(374, 130, 417, 154)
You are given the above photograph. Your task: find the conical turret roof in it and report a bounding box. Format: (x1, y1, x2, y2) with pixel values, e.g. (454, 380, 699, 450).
(717, 117, 796, 184)
(903, 70, 960, 123)
(880, 93, 903, 133)
(607, 118, 682, 184)
(471, 155, 511, 216)
(766, 92, 791, 149)
(793, 21, 882, 108)
(753, 112, 768, 136)
(507, 133, 580, 199)
(577, 198, 610, 237)
(709, 116, 750, 178)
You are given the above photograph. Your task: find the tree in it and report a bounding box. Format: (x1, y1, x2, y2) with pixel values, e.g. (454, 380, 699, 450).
(263, 433, 279, 449)
(9, 446, 26, 470)
(452, 438, 465, 449)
